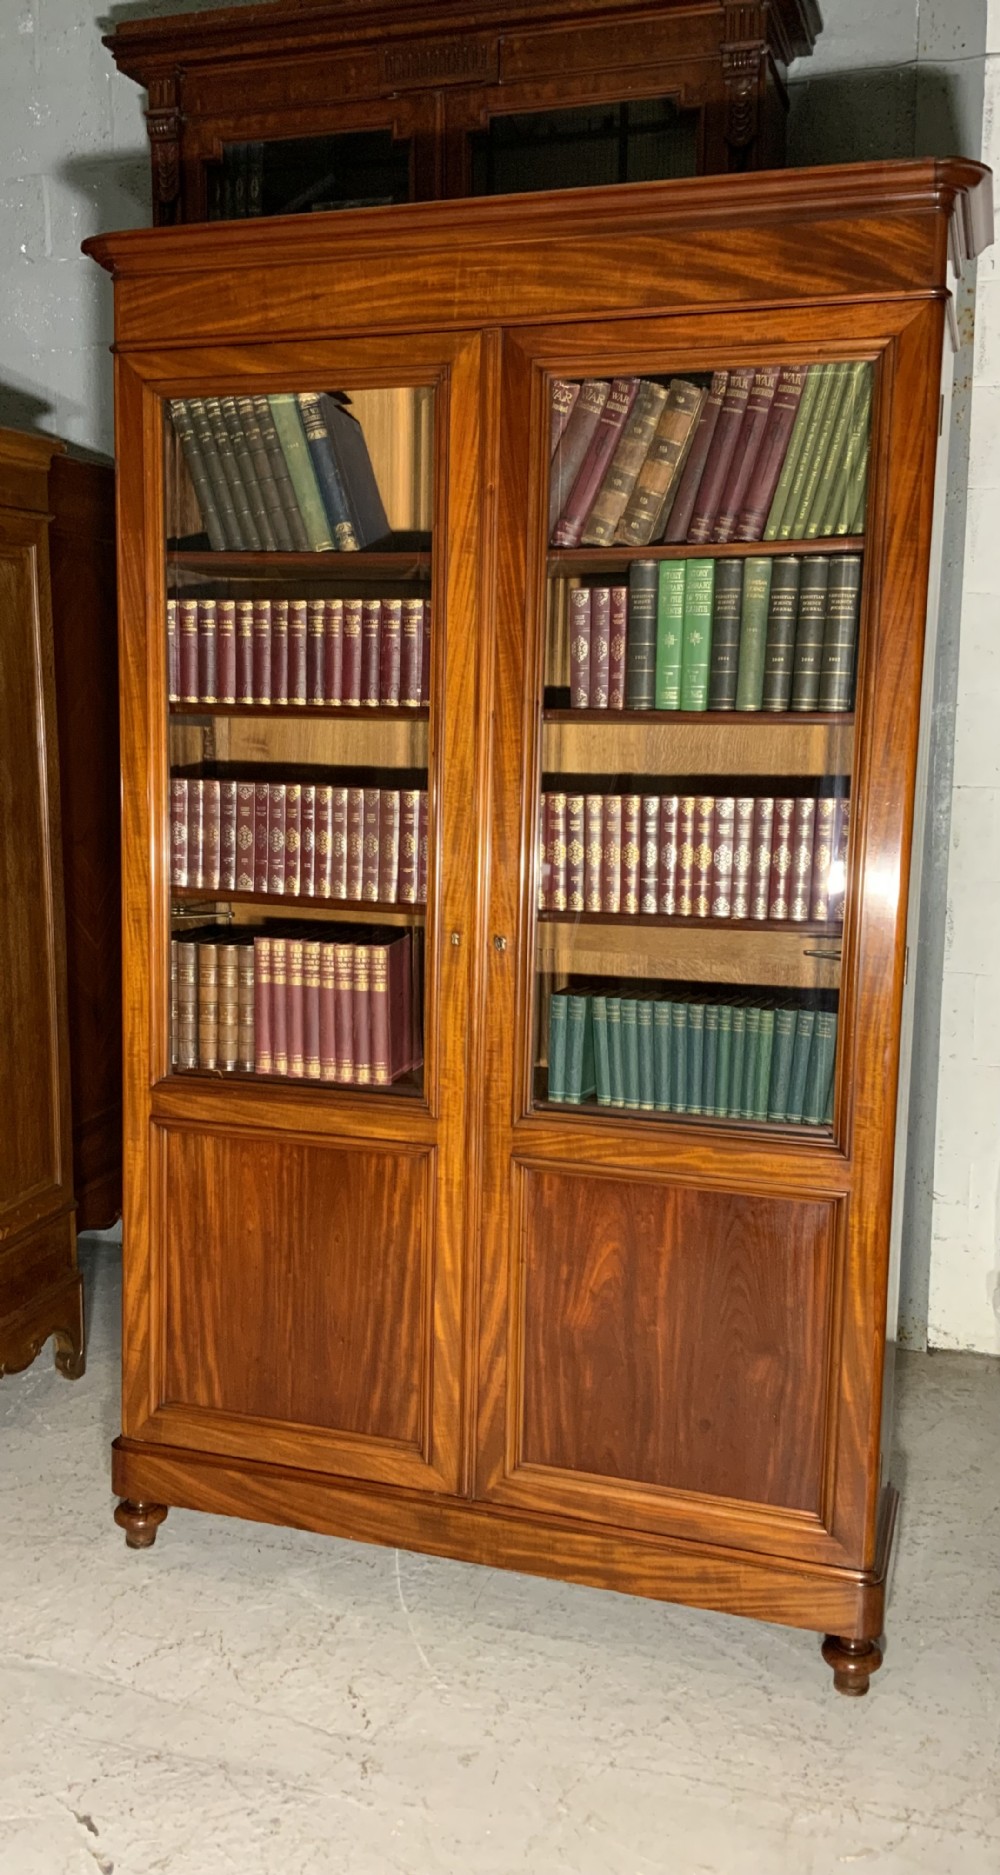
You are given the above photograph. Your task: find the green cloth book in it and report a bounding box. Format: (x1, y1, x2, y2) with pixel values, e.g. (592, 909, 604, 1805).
(803, 1010, 838, 1124)
(839, 367, 874, 534)
(654, 560, 686, 709)
(592, 995, 611, 1106)
(741, 1006, 761, 1119)
(735, 557, 773, 711)
(753, 1008, 775, 1121)
(786, 1008, 816, 1123)
(621, 999, 640, 1109)
(653, 1000, 672, 1111)
(728, 1006, 747, 1119)
(715, 1004, 733, 1118)
(790, 556, 829, 712)
(678, 558, 715, 711)
(267, 394, 336, 551)
(786, 363, 852, 540)
(775, 364, 835, 541)
(671, 1001, 688, 1114)
(818, 554, 863, 712)
(768, 1006, 797, 1120)
(764, 364, 825, 540)
(702, 1004, 719, 1118)
(607, 996, 624, 1106)
(707, 560, 744, 710)
(565, 993, 596, 1103)
(548, 993, 568, 1103)
(761, 556, 801, 712)
(637, 999, 655, 1111)
(687, 1002, 705, 1114)
(808, 363, 870, 538)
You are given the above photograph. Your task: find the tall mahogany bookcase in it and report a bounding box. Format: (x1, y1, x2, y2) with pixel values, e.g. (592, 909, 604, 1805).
(86, 156, 990, 1694)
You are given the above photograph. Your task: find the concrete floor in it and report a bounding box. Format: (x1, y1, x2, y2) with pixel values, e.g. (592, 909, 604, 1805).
(1, 1241, 998, 1875)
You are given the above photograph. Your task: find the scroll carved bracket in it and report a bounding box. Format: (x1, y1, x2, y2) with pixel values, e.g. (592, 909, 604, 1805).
(145, 73, 181, 225)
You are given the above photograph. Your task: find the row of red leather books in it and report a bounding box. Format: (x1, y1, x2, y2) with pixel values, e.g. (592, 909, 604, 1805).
(170, 777, 428, 904)
(167, 595, 430, 708)
(171, 926, 421, 1086)
(538, 790, 849, 924)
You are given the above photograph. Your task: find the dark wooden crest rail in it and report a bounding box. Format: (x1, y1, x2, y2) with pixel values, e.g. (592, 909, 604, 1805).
(105, 0, 822, 224)
(85, 156, 991, 1694)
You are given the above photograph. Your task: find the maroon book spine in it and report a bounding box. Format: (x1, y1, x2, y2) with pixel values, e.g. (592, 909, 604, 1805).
(601, 795, 622, 914)
(369, 943, 392, 1086)
(550, 378, 581, 454)
(710, 795, 735, 917)
(789, 795, 816, 922)
(380, 598, 402, 706)
(378, 789, 401, 903)
(271, 599, 289, 706)
(236, 781, 255, 890)
(735, 365, 809, 541)
(417, 792, 428, 904)
(334, 942, 354, 1083)
(270, 936, 288, 1075)
(565, 793, 585, 913)
(284, 782, 301, 897)
(640, 793, 659, 913)
(198, 599, 218, 704)
(537, 797, 550, 909)
(400, 599, 423, 707)
(711, 367, 781, 543)
(342, 599, 363, 706)
(362, 787, 381, 900)
(675, 794, 696, 917)
(658, 794, 680, 914)
(545, 792, 568, 912)
(300, 783, 316, 898)
(307, 599, 326, 705)
(608, 586, 627, 710)
(288, 600, 307, 705)
(589, 587, 610, 710)
(621, 793, 641, 915)
(252, 599, 271, 705)
(664, 370, 729, 543)
(420, 602, 431, 705)
(253, 782, 270, 893)
(553, 377, 640, 548)
(330, 785, 348, 900)
(750, 796, 774, 919)
(254, 937, 272, 1073)
(399, 789, 420, 904)
(303, 940, 321, 1080)
(267, 782, 286, 894)
(286, 939, 305, 1079)
(692, 793, 715, 918)
(569, 587, 591, 709)
(361, 599, 382, 706)
(767, 796, 796, 920)
(687, 367, 756, 543)
(236, 600, 254, 704)
(323, 598, 343, 705)
(170, 777, 188, 887)
(319, 943, 337, 1081)
(731, 796, 755, 919)
(217, 599, 236, 704)
(283, 945, 302, 1080)
(808, 794, 836, 921)
(352, 946, 372, 1086)
(346, 786, 365, 900)
(167, 599, 180, 703)
(187, 778, 204, 890)
(548, 378, 611, 535)
(219, 779, 237, 891)
(313, 784, 333, 899)
(584, 793, 603, 911)
(179, 599, 199, 704)
(829, 799, 850, 923)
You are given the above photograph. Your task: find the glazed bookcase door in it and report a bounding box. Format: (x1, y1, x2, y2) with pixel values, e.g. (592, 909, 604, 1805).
(478, 302, 944, 1566)
(118, 334, 482, 1495)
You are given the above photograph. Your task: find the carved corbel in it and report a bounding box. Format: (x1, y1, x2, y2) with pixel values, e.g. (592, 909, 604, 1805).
(146, 73, 182, 225)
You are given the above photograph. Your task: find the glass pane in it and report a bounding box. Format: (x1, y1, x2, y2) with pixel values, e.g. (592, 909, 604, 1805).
(205, 133, 412, 220)
(534, 360, 874, 1132)
(470, 97, 699, 198)
(164, 384, 435, 1096)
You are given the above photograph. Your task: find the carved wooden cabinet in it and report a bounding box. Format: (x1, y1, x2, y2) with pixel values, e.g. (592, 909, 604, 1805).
(105, 0, 821, 225)
(86, 156, 989, 1692)
(0, 432, 85, 1380)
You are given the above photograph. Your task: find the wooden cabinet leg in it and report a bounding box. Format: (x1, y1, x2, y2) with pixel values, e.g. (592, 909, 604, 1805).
(114, 1500, 168, 1549)
(822, 1634, 883, 1696)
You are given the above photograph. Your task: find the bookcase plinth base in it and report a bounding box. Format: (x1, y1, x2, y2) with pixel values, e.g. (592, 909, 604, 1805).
(111, 1437, 897, 1682)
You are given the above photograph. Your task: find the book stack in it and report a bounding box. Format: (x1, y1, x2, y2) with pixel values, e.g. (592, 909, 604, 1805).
(549, 361, 872, 548)
(168, 393, 390, 552)
(167, 595, 430, 708)
(539, 790, 848, 922)
(171, 926, 421, 1086)
(547, 989, 837, 1125)
(170, 778, 428, 904)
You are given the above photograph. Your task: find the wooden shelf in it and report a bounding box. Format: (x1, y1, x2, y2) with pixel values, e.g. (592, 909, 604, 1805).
(542, 714, 854, 778)
(532, 1089, 830, 1136)
(537, 920, 842, 988)
(171, 1065, 423, 1097)
(538, 912, 842, 935)
(168, 547, 431, 584)
(171, 888, 425, 917)
(170, 703, 429, 720)
(547, 537, 864, 576)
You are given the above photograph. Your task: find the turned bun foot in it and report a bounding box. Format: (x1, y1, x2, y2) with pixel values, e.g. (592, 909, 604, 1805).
(822, 1634, 883, 1696)
(114, 1499, 168, 1550)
